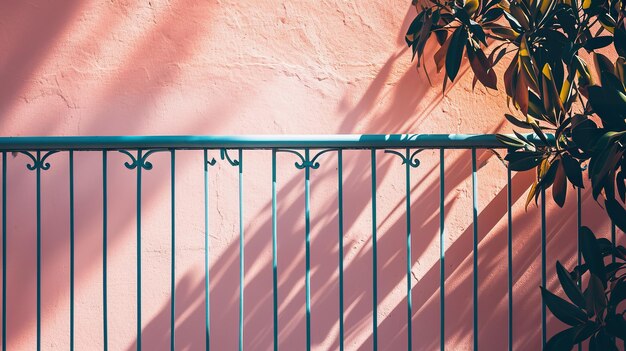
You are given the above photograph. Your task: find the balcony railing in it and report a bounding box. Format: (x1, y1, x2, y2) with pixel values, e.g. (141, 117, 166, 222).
(0, 134, 568, 351)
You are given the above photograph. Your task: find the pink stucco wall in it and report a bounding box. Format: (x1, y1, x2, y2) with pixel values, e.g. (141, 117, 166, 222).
(0, 1, 620, 350)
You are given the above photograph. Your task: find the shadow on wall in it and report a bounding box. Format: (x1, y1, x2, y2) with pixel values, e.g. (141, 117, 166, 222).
(0, 2, 620, 351)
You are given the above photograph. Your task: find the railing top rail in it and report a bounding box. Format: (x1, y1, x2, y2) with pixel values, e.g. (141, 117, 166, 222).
(0, 134, 546, 151)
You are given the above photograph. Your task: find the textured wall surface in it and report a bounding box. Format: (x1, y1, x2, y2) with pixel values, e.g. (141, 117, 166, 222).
(0, 1, 618, 350)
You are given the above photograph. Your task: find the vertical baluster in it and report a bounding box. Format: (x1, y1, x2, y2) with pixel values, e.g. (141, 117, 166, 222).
(69, 150, 74, 351)
(36, 151, 41, 351)
(70, 151, 75, 351)
(611, 223, 616, 264)
(471, 149, 478, 351)
(576, 187, 581, 351)
(272, 149, 278, 351)
(103, 151, 108, 351)
(507, 166, 512, 351)
(304, 149, 311, 351)
(203, 149, 210, 351)
(405, 148, 412, 351)
(2, 152, 6, 351)
(337, 150, 344, 351)
(371, 149, 377, 351)
(136, 149, 143, 351)
(439, 149, 445, 351)
(170, 150, 176, 351)
(541, 187, 546, 348)
(238, 149, 244, 351)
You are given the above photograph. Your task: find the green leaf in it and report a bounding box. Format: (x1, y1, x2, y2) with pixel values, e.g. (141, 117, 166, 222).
(544, 325, 580, 351)
(505, 151, 545, 171)
(505, 114, 534, 129)
(590, 143, 623, 199)
(489, 25, 519, 40)
(609, 278, 626, 308)
(580, 227, 606, 281)
(615, 172, 626, 202)
(515, 71, 530, 115)
(469, 23, 487, 46)
(584, 36, 613, 51)
(614, 26, 626, 57)
(573, 322, 600, 344)
(463, 0, 480, 15)
(538, 158, 559, 188)
(482, 7, 503, 22)
(562, 153, 584, 188)
(571, 118, 601, 152)
(467, 45, 497, 89)
(553, 159, 567, 207)
(509, 2, 530, 30)
(606, 314, 626, 339)
(598, 13, 616, 32)
(530, 122, 549, 145)
(528, 92, 548, 122)
(587, 84, 626, 130)
(541, 286, 589, 326)
(405, 12, 425, 46)
(594, 53, 615, 79)
(497, 134, 526, 148)
(504, 54, 518, 98)
(605, 198, 626, 233)
(556, 261, 587, 310)
(518, 37, 539, 94)
(594, 330, 618, 350)
(434, 33, 452, 73)
(446, 26, 468, 82)
(586, 274, 607, 319)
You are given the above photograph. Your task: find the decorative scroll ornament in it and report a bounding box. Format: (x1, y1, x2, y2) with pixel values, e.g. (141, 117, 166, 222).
(19, 151, 59, 171)
(205, 148, 240, 167)
(384, 149, 424, 168)
(276, 148, 338, 170)
(119, 149, 168, 170)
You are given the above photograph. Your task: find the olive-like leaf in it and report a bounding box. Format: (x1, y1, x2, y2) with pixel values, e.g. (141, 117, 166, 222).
(504, 54, 518, 98)
(584, 36, 613, 51)
(446, 26, 468, 82)
(556, 261, 587, 310)
(605, 198, 626, 233)
(482, 7, 503, 22)
(616, 171, 625, 202)
(562, 153, 584, 188)
(544, 325, 580, 351)
(490, 25, 519, 40)
(467, 45, 497, 89)
(435, 33, 453, 73)
(598, 13, 616, 33)
(553, 159, 567, 207)
(541, 286, 589, 326)
(586, 274, 607, 319)
(594, 53, 615, 80)
(605, 314, 626, 339)
(505, 151, 545, 171)
(497, 134, 526, 148)
(614, 26, 626, 57)
(509, 2, 530, 30)
(504, 114, 534, 130)
(515, 69, 530, 115)
(580, 227, 606, 282)
(608, 278, 626, 307)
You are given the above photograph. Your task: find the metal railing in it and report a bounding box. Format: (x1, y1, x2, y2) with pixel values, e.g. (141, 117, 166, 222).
(0, 134, 560, 351)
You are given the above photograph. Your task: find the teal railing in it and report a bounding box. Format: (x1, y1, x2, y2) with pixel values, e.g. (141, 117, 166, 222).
(0, 134, 562, 351)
